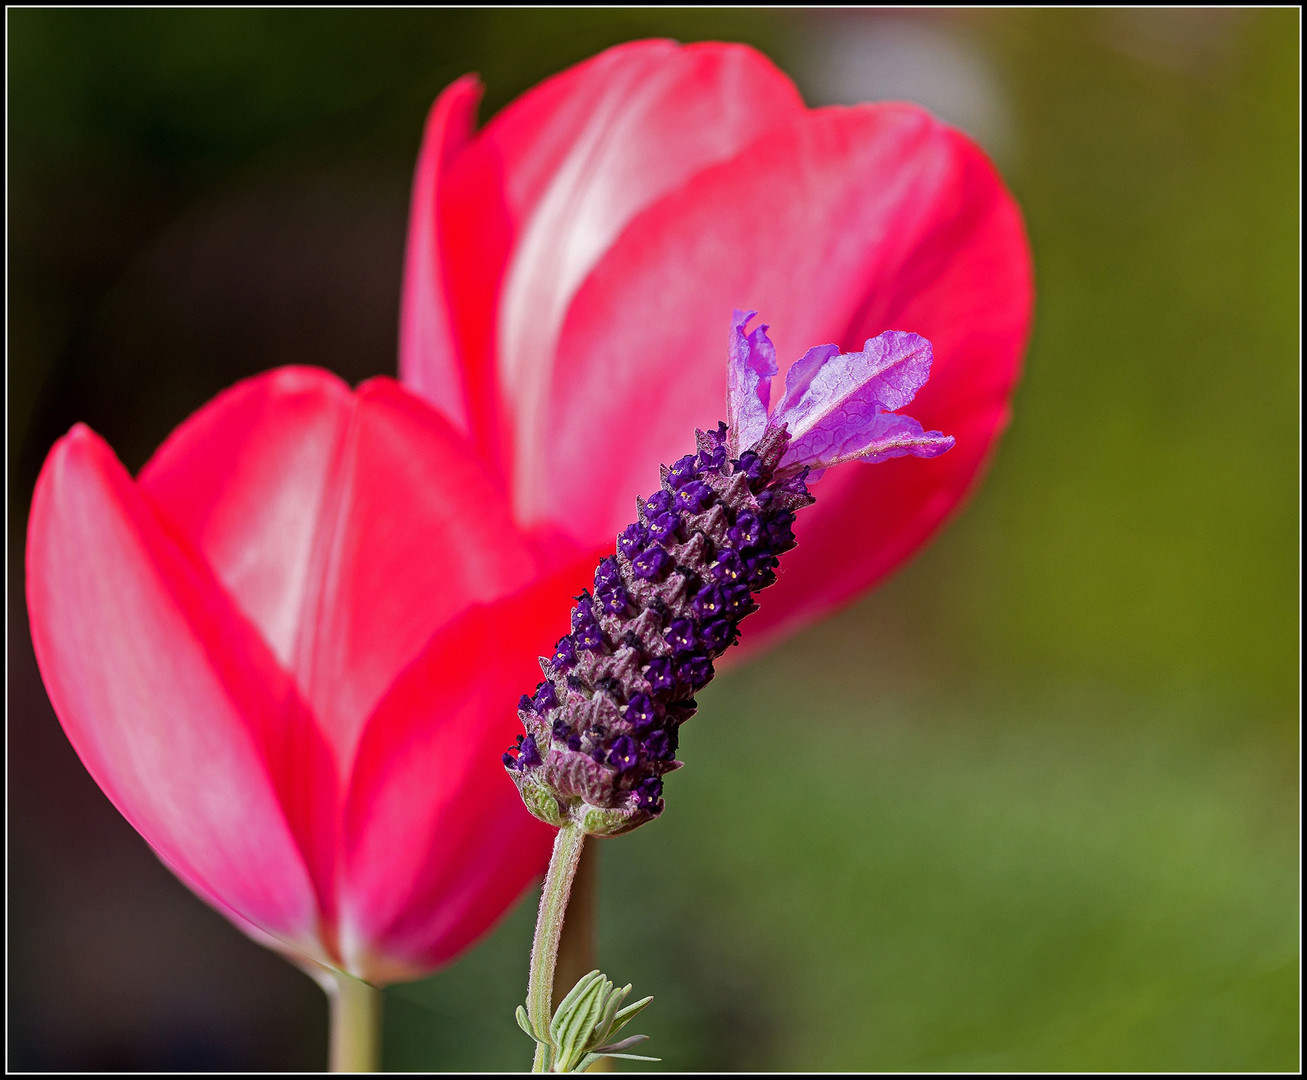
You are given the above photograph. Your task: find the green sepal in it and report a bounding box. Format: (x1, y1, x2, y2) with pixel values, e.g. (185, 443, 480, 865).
(519, 777, 567, 827)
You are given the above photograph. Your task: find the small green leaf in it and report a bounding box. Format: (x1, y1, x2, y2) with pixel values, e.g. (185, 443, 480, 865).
(610, 994, 654, 1031)
(551, 971, 611, 1072)
(536, 969, 656, 1072)
(577, 1050, 662, 1071)
(515, 1004, 544, 1043)
(594, 982, 627, 1039)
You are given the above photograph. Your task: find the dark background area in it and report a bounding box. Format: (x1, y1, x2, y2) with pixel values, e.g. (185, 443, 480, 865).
(8, 9, 1298, 1071)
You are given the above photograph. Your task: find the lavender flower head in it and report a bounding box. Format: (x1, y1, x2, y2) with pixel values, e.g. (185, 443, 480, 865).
(505, 311, 954, 837)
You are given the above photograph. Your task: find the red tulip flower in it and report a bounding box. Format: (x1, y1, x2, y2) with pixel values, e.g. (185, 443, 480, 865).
(25, 38, 1030, 1004)
(27, 371, 602, 985)
(400, 39, 1031, 652)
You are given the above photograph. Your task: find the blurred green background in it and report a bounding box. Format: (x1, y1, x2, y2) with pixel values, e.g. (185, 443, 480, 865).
(7, 8, 1298, 1072)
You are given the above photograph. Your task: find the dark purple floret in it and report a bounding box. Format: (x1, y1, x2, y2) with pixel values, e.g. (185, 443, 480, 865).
(666, 454, 700, 488)
(765, 510, 797, 551)
(699, 619, 733, 651)
(646, 511, 680, 543)
(608, 736, 639, 771)
(571, 596, 594, 628)
(644, 489, 674, 517)
(633, 778, 663, 811)
(533, 681, 558, 711)
(618, 523, 647, 559)
(573, 619, 604, 653)
(721, 585, 753, 617)
(697, 443, 727, 471)
(518, 693, 535, 714)
(676, 654, 713, 688)
(596, 583, 629, 615)
(643, 729, 673, 760)
(710, 551, 745, 584)
(735, 450, 765, 484)
(729, 511, 763, 548)
(666, 618, 696, 653)
(631, 545, 671, 580)
(643, 656, 676, 692)
(518, 735, 541, 770)
(691, 586, 724, 619)
(551, 636, 577, 671)
(624, 693, 658, 729)
(673, 480, 713, 512)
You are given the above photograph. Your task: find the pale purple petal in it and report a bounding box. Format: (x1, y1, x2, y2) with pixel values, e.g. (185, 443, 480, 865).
(725, 309, 777, 454)
(771, 330, 935, 444)
(781, 407, 954, 471)
(771, 342, 840, 419)
(768, 330, 953, 471)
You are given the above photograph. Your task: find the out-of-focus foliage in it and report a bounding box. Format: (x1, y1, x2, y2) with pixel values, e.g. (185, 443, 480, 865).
(8, 8, 1297, 1071)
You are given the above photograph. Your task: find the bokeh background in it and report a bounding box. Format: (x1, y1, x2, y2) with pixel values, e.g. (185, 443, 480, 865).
(7, 8, 1298, 1072)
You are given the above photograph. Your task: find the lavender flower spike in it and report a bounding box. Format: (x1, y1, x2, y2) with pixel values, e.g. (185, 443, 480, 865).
(505, 313, 954, 838)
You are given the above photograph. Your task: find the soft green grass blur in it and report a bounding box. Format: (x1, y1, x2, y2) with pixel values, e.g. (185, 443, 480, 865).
(9, 7, 1298, 1072)
(389, 673, 1296, 1071)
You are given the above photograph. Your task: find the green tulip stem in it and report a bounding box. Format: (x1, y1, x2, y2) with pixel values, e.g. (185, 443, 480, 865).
(528, 822, 588, 1072)
(328, 970, 383, 1072)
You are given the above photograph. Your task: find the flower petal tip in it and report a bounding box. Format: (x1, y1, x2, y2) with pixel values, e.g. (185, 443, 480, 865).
(726, 310, 779, 455)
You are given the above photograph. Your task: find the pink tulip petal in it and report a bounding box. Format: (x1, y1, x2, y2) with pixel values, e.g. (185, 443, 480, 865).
(425, 39, 804, 480)
(748, 126, 1032, 648)
(339, 553, 603, 982)
(139, 367, 354, 679)
(139, 368, 538, 780)
(398, 74, 484, 435)
(27, 426, 334, 955)
(539, 104, 1032, 583)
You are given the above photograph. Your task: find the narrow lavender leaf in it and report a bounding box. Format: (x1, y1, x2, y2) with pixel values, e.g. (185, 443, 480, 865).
(726, 309, 777, 453)
(771, 331, 935, 448)
(592, 1033, 650, 1054)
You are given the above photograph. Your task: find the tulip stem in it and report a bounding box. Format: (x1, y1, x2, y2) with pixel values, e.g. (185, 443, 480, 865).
(528, 822, 588, 1072)
(328, 971, 383, 1072)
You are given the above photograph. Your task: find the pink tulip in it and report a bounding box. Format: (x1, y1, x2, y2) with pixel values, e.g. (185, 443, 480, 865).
(27, 369, 605, 983)
(26, 38, 1030, 991)
(400, 39, 1032, 652)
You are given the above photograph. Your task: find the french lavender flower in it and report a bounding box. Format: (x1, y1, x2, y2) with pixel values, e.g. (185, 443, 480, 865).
(505, 310, 955, 837)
